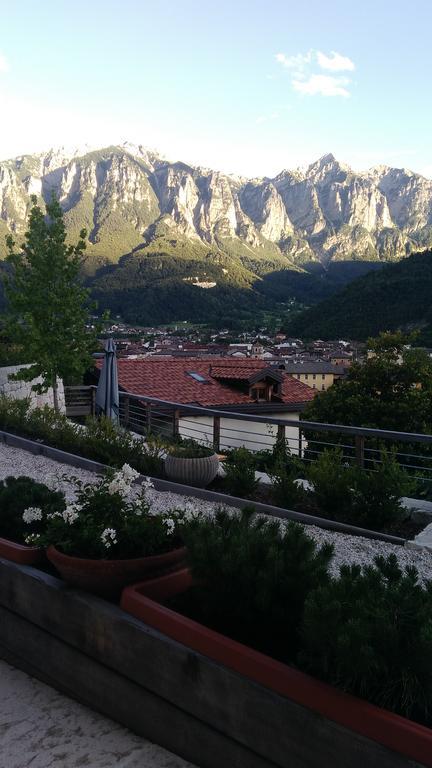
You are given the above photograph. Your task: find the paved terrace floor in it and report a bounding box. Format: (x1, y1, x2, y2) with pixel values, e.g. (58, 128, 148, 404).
(0, 659, 195, 768)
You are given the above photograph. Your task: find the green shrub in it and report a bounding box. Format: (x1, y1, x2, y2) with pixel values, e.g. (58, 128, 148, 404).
(25, 405, 81, 451)
(306, 447, 413, 530)
(182, 507, 333, 660)
(168, 439, 214, 459)
(0, 475, 65, 544)
(269, 455, 306, 508)
(83, 416, 165, 476)
(0, 395, 31, 433)
(307, 447, 355, 520)
(350, 449, 414, 530)
(223, 447, 258, 498)
(299, 554, 432, 724)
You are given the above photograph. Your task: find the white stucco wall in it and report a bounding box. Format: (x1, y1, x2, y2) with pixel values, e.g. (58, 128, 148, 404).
(178, 411, 302, 453)
(0, 365, 66, 413)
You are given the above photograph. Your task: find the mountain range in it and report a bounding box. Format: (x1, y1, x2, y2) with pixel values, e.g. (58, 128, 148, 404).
(1, 143, 432, 325)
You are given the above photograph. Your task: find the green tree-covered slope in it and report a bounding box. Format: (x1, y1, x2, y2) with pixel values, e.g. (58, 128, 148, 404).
(286, 250, 432, 341)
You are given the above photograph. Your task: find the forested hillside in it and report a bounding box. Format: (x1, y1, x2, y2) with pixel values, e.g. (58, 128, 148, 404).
(286, 250, 432, 341)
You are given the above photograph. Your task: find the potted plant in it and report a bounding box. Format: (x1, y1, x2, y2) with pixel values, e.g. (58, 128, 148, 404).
(42, 464, 188, 597)
(165, 440, 219, 487)
(0, 475, 65, 564)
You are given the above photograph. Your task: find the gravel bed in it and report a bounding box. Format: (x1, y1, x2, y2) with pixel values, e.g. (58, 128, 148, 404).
(1, 443, 431, 584)
(0, 658, 194, 768)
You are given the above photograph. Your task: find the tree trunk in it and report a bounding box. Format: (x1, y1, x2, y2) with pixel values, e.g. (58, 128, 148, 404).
(52, 374, 59, 413)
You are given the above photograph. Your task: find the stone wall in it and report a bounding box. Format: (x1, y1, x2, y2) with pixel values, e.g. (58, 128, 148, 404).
(0, 365, 65, 413)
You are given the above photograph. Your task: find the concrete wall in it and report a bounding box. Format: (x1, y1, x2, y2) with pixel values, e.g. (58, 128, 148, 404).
(179, 411, 301, 453)
(0, 364, 66, 413)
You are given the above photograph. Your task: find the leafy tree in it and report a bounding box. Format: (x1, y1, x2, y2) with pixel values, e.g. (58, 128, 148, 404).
(5, 195, 101, 411)
(303, 331, 432, 433)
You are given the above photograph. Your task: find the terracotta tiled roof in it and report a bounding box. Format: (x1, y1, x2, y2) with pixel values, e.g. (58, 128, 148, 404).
(96, 357, 315, 408)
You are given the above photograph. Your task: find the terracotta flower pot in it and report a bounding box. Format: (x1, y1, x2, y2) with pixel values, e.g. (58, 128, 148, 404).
(0, 536, 43, 566)
(165, 453, 219, 487)
(46, 544, 187, 598)
(121, 569, 432, 768)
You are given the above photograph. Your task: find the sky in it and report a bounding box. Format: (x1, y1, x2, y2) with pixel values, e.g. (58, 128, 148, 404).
(1, 0, 431, 178)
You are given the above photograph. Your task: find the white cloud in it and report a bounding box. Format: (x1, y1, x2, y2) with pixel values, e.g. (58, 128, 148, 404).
(316, 51, 355, 72)
(292, 74, 350, 98)
(275, 51, 312, 71)
(275, 49, 355, 97)
(0, 53, 9, 73)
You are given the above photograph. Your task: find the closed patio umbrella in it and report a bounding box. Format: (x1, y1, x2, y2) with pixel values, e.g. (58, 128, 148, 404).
(95, 338, 119, 423)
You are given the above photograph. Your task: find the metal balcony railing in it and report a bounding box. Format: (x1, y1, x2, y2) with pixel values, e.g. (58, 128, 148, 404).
(64, 385, 432, 485)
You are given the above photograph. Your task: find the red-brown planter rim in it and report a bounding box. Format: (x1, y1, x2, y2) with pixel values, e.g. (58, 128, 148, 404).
(0, 535, 43, 565)
(121, 568, 432, 768)
(47, 544, 187, 597)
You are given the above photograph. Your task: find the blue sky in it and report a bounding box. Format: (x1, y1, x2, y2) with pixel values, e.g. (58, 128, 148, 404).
(1, 0, 431, 177)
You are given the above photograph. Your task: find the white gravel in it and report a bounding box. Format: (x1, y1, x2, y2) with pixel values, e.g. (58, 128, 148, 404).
(1, 443, 432, 583)
(0, 659, 194, 768)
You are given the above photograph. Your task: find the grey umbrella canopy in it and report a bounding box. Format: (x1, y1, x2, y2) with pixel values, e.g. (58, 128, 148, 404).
(95, 338, 119, 422)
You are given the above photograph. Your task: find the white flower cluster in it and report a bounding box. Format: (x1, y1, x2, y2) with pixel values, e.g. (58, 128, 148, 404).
(101, 527, 118, 549)
(162, 517, 176, 536)
(22, 507, 43, 525)
(24, 533, 41, 545)
(62, 505, 80, 525)
(141, 476, 154, 492)
(107, 464, 140, 497)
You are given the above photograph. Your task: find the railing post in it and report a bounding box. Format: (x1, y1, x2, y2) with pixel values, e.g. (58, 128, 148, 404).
(277, 424, 285, 449)
(173, 408, 180, 439)
(213, 415, 221, 453)
(90, 387, 96, 417)
(147, 402, 152, 435)
(355, 435, 365, 468)
(298, 428, 303, 457)
(123, 396, 130, 428)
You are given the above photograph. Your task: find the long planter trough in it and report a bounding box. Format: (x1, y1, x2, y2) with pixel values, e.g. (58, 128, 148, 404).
(0, 556, 429, 768)
(122, 568, 432, 768)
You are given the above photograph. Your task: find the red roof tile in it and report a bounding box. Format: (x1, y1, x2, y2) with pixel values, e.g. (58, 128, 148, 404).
(96, 357, 315, 408)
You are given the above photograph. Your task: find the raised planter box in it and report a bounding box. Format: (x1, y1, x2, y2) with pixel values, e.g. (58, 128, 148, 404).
(122, 568, 432, 768)
(0, 536, 42, 565)
(0, 556, 429, 768)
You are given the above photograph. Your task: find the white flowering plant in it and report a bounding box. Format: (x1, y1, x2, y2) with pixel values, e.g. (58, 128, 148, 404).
(0, 475, 65, 545)
(39, 464, 190, 559)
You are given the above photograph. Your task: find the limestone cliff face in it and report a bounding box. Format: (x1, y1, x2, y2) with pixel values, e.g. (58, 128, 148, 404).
(0, 144, 431, 264)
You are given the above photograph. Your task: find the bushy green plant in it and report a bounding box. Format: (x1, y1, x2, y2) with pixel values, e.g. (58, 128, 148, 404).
(306, 447, 355, 520)
(40, 464, 185, 559)
(0, 394, 31, 433)
(83, 416, 165, 476)
(25, 405, 81, 450)
(223, 447, 258, 498)
(299, 554, 432, 724)
(269, 455, 306, 509)
(0, 395, 166, 478)
(182, 507, 333, 659)
(350, 449, 414, 530)
(168, 439, 214, 459)
(0, 475, 65, 544)
(307, 447, 413, 530)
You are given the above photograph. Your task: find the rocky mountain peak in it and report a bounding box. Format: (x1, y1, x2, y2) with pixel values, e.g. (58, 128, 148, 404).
(0, 143, 431, 266)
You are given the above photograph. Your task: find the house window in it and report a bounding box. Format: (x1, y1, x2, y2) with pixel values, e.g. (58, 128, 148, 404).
(322, 374, 325, 380)
(297, 374, 300, 379)
(313, 373, 316, 380)
(321, 384, 325, 390)
(305, 374, 308, 380)
(187, 371, 208, 383)
(312, 384, 316, 389)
